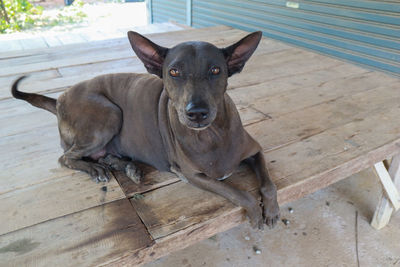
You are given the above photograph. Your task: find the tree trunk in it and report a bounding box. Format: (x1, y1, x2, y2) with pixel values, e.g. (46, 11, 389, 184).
(0, 0, 10, 24)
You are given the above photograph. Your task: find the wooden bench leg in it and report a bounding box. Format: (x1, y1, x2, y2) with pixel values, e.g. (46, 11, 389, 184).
(371, 154, 400, 229)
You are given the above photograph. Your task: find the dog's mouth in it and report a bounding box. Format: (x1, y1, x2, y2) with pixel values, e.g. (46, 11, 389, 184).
(182, 111, 216, 131)
(187, 122, 211, 131)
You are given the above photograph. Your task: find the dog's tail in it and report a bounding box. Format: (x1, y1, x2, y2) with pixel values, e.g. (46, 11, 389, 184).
(11, 76, 57, 115)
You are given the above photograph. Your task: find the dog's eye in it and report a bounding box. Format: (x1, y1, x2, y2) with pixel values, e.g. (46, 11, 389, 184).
(211, 67, 220, 75)
(169, 69, 180, 77)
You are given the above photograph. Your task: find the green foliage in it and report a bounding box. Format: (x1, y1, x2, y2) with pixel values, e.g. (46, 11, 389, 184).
(0, 0, 42, 33)
(0, 0, 87, 34)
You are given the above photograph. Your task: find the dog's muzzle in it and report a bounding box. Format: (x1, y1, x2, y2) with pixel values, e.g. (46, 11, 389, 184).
(185, 102, 209, 126)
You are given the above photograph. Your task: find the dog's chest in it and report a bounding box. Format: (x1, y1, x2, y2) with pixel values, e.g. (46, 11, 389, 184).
(172, 138, 241, 182)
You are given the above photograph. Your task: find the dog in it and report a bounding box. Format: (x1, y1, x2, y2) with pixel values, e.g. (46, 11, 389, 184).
(12, 31, 279, 229)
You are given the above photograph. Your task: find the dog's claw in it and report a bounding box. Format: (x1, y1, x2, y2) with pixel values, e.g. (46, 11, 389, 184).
(247, 204, 264, 230)
(89, 163, 110, 183)
(125, 163, 143, 184)
(263, 200, 280, 229)
(97, 175, 109, 183)
(249, 216, 263, 230)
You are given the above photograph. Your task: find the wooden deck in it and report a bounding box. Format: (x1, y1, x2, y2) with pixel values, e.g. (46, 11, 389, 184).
(1, 26, 399, 266)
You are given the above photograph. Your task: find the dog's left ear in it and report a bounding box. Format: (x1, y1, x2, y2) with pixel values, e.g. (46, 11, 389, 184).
(221, 31, 262, 77)
(128, 31, 169, 77)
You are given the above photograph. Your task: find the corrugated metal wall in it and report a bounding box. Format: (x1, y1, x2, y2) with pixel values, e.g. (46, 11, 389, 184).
(149, 0, 400, 77)
(150, 0, 187, 25)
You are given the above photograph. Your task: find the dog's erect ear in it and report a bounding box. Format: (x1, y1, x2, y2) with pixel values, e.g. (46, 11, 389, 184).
(128, 31, 169, 77)
(221, 31, 262, 77)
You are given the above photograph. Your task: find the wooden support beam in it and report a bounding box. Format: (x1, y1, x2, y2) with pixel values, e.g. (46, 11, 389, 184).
(371, 154, 400, 229)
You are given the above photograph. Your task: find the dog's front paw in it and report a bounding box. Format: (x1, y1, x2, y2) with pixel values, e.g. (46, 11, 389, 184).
(246, 201, 264, 230)
(262, 197, 280, 228)
(125, 163, 144, 184)
(249, 210, 264, 230)
(89, 163, 111, 183)
(260, 186, 280, 228)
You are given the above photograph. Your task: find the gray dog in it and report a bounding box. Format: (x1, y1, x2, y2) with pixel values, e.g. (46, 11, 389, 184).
(12, 31, 279, 229)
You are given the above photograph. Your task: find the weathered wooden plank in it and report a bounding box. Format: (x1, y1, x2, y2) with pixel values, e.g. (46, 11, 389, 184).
(276, 140, 400, 206)
(0, 65, 144, 100)
(102, 206, 243, 267)
(228, 62, 369, 103)
(0, 108, 57, 137)
(229, 70, 397, 118)
(1, 47, 134, 77)
(0, 92, 55, 124)
(57, 33, 87, 45)
(43, 35, 63, 47)
(0, 112, 65, 192)
(0, 37, 126, 61)
(266, 106, 400, 198)
(0, 39, 23, 53)
(244, 81, 400, 152)
(228, 53, 342, 91)
(82, 30, 118, 42)
(0, 170, 125, 235)
(57, 58, 143, 77)
(0, 199, 153, 267)
(0, 69, 61, 91)
(19, 37, 48, 50)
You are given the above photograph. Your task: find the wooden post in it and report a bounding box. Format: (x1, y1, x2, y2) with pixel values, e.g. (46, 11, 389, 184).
(371, 154, 400, 229)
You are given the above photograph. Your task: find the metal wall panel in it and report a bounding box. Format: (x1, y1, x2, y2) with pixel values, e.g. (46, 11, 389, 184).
(150, 0, 187, 25)
(150, 0, 400, 76)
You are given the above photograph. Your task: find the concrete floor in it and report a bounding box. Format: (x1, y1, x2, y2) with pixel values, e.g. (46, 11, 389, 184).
(145, 168, 400, 267)
(0, 2, 183, 52)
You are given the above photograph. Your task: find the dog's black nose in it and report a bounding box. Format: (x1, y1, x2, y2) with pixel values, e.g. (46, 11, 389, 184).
(185, 102, 209, 123)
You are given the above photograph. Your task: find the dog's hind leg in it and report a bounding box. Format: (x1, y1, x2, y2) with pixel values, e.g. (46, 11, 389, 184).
(98, 155, 143, 184)
(57, 93, 122, 182)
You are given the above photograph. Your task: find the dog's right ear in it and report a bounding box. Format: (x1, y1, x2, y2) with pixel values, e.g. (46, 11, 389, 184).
(221, 31, 262, 77)
(128, 31, 169, 77)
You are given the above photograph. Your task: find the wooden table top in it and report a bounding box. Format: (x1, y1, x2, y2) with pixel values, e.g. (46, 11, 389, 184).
(1, 26, 399, 266)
